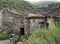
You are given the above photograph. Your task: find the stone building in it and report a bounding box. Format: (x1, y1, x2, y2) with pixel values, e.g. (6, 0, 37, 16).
(0, 8, 24, 33)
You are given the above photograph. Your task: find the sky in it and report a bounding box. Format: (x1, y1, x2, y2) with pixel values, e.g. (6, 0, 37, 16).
(25, 0, 60, 3)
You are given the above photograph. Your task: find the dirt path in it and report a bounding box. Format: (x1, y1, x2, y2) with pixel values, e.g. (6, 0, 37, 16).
(0, 40, 10, 44)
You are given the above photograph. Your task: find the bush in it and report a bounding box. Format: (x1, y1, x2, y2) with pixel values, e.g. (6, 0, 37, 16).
(23, 26, 60, 44)
(0, 29, 13, 40)
(6, 29, 13, 34)
(0, 33, 11, 40)
(48, 26, 60, 44)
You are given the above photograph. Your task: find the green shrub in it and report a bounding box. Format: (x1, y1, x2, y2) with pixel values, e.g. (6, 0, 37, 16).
(48, 26, 60, 44)
(23, 26, 60, 44)
(6, 29, 13, 34)
(0, 29, 13, 40)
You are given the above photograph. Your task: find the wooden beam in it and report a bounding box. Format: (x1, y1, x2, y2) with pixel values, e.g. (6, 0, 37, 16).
(25, 16, 45, 19)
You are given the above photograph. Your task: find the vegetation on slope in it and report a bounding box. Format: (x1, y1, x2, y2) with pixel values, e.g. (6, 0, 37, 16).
(0, 0, 34, 12)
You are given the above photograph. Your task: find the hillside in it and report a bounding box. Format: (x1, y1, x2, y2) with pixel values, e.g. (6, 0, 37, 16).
(0, 0, 34, 12)
(35, 2, 60, 16)
(34, 1, 58, 8)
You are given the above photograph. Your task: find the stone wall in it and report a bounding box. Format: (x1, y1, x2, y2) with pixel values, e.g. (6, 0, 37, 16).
(1, 9, 24, 33)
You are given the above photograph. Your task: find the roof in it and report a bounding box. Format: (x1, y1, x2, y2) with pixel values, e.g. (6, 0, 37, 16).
(8, 9, 20, 15)
(3, 8, 22, 16)
(25, 13, 45, 19)
(28, 13, 43, 17)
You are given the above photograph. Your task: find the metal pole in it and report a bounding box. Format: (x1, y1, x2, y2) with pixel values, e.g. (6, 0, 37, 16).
(45, 15, 48, 29)
(10, 38, 13, 44)
(12, 34, 16, 44)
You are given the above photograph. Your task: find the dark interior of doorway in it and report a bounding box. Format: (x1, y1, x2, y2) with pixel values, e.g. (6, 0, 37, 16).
(20, 27, 24, 36)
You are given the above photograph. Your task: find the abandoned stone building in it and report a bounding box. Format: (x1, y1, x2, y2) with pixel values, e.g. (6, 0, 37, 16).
(0, 3, 60, 36)
(24, 13, 54, 34)
(22, 8, 53, 35)
(0, 8, 24, 34)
